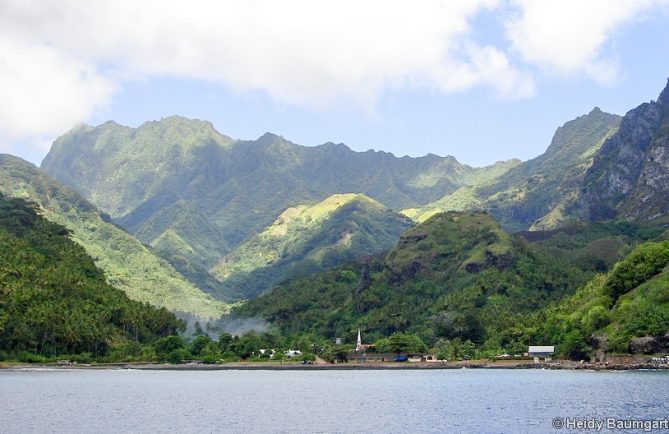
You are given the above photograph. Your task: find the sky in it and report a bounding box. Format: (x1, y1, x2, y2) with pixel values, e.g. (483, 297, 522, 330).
(1, 1, 669, 167)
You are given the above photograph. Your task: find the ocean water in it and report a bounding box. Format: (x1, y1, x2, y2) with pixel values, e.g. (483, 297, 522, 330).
(1, 368, 668, 433)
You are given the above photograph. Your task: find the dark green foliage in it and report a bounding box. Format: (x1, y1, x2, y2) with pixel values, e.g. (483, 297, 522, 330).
(517, 219, 666, 273)
(529, 238, 669, 359)
(189, 335, 213, 356)
(606, 241, 669, 299)
(0, 193, 184, 359)
(217, 332, 234, 352)
(375, 333, 427, 354)
(167, 348, 191, 364)
(234, 212, 591, 350)
(0, 153, 228, 318)
(153, 335, 186, 359)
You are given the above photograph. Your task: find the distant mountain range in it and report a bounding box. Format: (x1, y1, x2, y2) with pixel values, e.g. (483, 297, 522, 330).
(41, 117, 512, 249)
(40, 116, 517, 297)
(2, 77, 669, 362)
(23, 78, 669, 304)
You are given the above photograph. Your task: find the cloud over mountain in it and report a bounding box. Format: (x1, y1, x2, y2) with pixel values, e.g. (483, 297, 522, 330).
(1, 0, 666, 157)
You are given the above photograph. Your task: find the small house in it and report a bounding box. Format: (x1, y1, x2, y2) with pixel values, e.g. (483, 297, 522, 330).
(528, 345, 554, 362)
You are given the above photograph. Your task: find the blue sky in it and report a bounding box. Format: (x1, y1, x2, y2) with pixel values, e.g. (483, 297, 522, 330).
(1, 1, 668, 167)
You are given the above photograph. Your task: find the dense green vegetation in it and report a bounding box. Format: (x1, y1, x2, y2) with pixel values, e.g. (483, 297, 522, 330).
(233, 211, 596, 356)
(210, 193, 412, 299)
(517, 218, 668, 273)
(149, 328, 324, 364)
(15, 81, 669, 364)
(41, 117, 517, 298)
(0, 154, 228, 319)
(528, 237, 669, 359)
(0, 193, 184, 361)
(232, 211, 669, 360)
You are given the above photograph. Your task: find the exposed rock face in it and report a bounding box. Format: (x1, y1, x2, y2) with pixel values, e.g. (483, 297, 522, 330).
(628, 335, 669, 354)
(580, 79, 669, 221)
(410, 107, 621, 232)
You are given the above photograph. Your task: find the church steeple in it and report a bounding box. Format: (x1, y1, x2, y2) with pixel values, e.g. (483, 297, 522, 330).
(356, 329, 362, 352)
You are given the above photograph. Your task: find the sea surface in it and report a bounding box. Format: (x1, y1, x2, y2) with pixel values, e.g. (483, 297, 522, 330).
(1, 368, 668, 433)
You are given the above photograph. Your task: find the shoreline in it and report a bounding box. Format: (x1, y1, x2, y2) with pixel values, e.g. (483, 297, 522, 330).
(3, 360, 669, 372)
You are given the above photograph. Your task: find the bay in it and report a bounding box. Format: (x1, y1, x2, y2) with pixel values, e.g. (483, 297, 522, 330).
(1, 368, 668, 433)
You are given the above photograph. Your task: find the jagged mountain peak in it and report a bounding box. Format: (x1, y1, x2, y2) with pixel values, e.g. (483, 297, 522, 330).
(657, 77, 669, 107)
(135, 115, 232, 144)
(544, 107, 620, 157)
(141, 114, 215, 128)
(579, 78, 669, 222)
(317, 141, 352, 153)
(256, 131, 285, 142)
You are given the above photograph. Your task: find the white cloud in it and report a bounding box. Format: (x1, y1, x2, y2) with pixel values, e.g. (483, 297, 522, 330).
(0, 0, 666, 161)
(506, 0, 669, 83)
(0, 39, 114, 139)
(0, 0, 527, 154)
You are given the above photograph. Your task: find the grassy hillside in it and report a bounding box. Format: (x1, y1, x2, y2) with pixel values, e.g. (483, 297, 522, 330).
(0, 154, 228, 320)
(41, 118, 516, 289)
(41, 117, 236, 217)
(405, 108, 621, 231)
(210, 193, 413, 299)
(234, 211, 592, 349)
(0, 193, 184, 359)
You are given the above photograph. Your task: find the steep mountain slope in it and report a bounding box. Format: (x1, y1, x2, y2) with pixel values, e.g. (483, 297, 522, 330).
(41, 117, 236, 218)
(0, 154, 228, 319)
(532, 236, 669, 359)
(0, 193, 183, 359)
(406, 108, 622, 231)
(210, 193, 412, 299)
(580, 79, 669, 222)
(41, 117, 516, 277)
(234, 211, 590, 347)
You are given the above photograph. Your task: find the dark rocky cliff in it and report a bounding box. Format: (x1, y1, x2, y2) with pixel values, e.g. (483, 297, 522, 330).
(579, 79, 669, 221)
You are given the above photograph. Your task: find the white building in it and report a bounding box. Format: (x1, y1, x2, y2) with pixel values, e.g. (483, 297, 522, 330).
(528, 346, 555, 362)
(284, 349, 302, 358)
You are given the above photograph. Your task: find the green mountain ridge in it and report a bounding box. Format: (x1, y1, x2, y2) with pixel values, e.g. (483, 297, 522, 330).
(234, 209, 669, 358)
(405, 107, 622, 231)
(41, 118, 518, 295)
(234, 211, 593, 347)
(210, 193, 413, 299)
(0, 192, 183, 359)
(0, 154, 228, 319)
